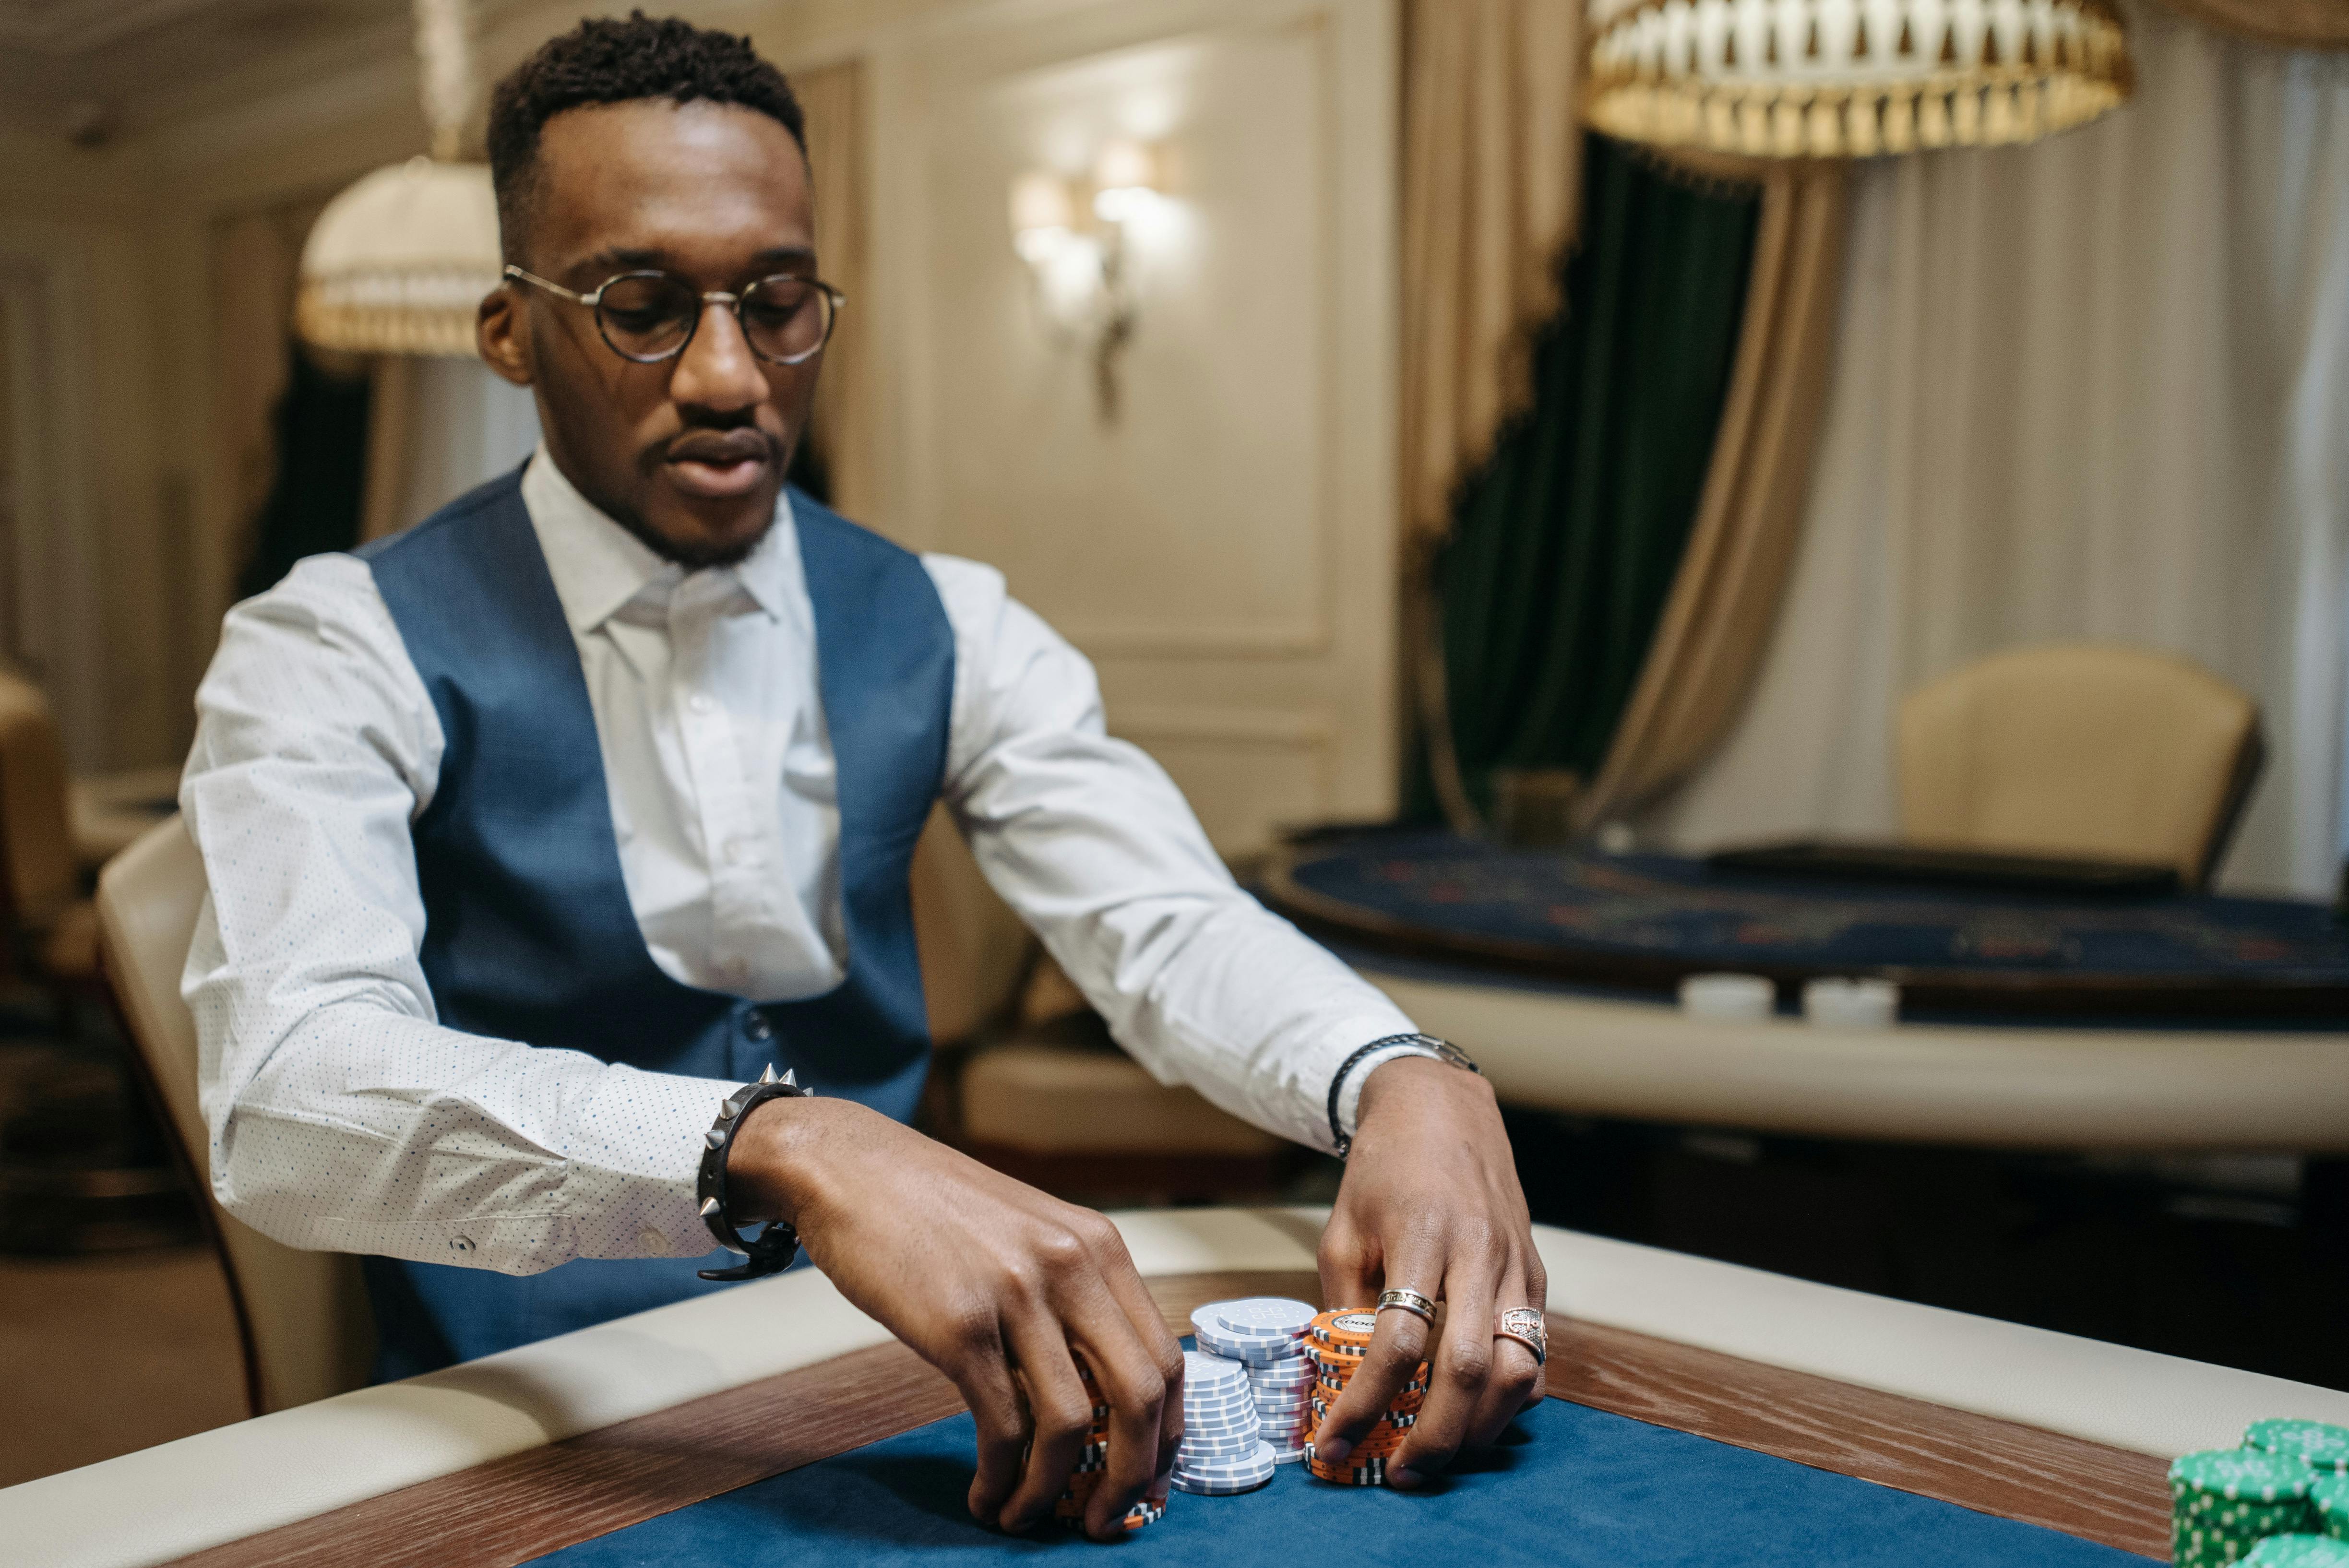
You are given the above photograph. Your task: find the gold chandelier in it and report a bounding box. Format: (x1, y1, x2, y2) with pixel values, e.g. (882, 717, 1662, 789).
(1584, 0, 2134, 158)
(295, 0, 500, 356)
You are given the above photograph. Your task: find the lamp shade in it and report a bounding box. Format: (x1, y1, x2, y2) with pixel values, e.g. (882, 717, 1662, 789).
(294, 156, 501, 356)
(1585, 0, 2133, 158)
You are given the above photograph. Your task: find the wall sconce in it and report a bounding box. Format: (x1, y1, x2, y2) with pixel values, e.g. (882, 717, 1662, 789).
(1008, 139, 1163, 423)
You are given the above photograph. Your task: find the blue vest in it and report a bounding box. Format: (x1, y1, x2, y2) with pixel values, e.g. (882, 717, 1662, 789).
(354, 470, 952, 1378)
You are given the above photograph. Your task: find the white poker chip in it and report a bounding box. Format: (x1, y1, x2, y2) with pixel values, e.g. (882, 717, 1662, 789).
(1182, 1349, 1248, 1386)
(1213, 1298, 1316, 1337)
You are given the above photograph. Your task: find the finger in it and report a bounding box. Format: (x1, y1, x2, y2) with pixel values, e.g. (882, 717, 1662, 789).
(994, 1309, 1095, 1533)
(1084, 1223, 1188, 1510)
(958, 1329, 1034, 1527)
(1317, 1212, 1381, 1320)
(1393, 1243, 1499, 1489)
(1458, 1256, 1544, 1452)
(1314, 1255, 1437, 1469)
(1064, 1279, 1173, 1538)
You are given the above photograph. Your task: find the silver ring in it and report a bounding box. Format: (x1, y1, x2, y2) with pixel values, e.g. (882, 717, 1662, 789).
(1376, 1287, 1438, 1325)
(1495, 1306, 1547, 1367)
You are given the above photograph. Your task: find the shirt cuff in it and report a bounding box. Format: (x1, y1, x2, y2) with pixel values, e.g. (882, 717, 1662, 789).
(551, 1064, 741, 1265)
(1334, 1039, 1446, 1144)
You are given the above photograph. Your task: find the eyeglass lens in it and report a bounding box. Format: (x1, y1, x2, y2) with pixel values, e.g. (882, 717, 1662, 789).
(594, 273, 834, 365)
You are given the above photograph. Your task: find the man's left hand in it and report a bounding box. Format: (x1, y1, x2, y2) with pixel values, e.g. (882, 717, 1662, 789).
(1311, 1054, 1546, 1488)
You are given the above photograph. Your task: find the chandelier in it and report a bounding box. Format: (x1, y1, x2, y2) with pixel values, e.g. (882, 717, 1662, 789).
(295, 0, 501, 356)
(1584, 0, 2134, 158)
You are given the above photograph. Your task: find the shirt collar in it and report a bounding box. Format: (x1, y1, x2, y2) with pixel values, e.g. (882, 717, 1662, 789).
(519, 445, 797, 632)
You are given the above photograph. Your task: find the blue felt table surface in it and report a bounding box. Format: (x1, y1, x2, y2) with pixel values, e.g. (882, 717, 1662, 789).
(526, 1395, 2154, 1567)
(1281, 831, 2349, 984)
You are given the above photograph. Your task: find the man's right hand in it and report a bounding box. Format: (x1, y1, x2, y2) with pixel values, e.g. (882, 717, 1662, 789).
(728, 1095, 1184, 1540)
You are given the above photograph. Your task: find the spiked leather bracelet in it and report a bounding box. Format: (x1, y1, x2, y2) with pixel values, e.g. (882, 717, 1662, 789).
(694, 1064, 811, 1282)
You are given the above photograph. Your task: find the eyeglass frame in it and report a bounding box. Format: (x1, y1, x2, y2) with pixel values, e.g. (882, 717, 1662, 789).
(502, 263, 847, 367)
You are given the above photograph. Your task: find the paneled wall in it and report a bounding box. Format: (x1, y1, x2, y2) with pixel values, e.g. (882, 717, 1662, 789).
(872, 0, 1400, 853)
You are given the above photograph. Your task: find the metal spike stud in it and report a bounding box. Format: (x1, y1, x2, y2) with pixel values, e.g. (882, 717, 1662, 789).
(700, 1197, 721, 1218)
(721, 1096, 744, 1120)
(760, 1064, 778, 1084)
(704, 1128, 727, 1149)
(780, 1069, 798, 1088)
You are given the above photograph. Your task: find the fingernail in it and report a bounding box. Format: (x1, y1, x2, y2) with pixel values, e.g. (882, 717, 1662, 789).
(1318, 1437, 1353, 1464)
(1390, 1466, 1423, 1489)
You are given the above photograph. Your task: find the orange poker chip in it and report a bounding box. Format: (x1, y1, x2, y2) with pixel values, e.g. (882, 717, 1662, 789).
(1311, 1308, 1379, 1351)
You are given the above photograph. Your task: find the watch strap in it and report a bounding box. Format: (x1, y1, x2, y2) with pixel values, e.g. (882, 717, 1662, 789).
(1326, 1033, 1479, 1159)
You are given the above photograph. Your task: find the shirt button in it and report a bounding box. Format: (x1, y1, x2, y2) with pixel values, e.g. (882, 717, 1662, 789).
(448, 1235, 476, 1256)
(689, 693, 715, 714)
(744, 1013, 773, 1041)
(637, 1224, 668, 1253)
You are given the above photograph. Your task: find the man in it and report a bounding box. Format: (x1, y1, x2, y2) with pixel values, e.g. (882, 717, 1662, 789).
(183, 13, 1544, 1542)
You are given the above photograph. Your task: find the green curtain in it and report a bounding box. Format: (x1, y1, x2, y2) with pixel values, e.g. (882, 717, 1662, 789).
(1433, 135, 1762, 820)
(236, 346, 373, 601)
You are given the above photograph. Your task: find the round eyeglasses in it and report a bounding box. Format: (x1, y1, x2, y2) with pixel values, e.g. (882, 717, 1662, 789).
(503, 265, 845, 366)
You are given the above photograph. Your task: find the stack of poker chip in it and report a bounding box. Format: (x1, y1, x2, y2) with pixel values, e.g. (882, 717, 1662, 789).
(1170, 1348, 1276, 1495)
(1052, 1349, 1167, 1532)
(1191, 1297, 1318, 1463)
(2170, 1449, 2319, 1567)
(1303, 1307, 1429, 1487)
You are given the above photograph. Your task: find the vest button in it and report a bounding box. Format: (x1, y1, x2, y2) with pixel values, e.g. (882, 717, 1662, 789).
(744, 1013, 773, 1041)
(637, 1224, 668, 1253)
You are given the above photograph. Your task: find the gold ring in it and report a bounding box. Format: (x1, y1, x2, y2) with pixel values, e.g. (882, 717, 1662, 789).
(1376, 1287, 1438, 1325)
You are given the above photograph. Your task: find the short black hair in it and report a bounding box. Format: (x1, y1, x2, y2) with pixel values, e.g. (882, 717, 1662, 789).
(486, 11, 806, 261)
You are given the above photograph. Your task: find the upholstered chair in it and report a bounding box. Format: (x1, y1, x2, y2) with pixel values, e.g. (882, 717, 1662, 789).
(1896, 644, 2264, 888)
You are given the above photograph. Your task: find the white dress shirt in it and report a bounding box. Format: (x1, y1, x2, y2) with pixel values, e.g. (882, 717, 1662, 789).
(181, 449, 1422, 1276)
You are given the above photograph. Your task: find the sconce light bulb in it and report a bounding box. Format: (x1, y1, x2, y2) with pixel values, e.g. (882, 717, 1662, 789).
(1014, 225, 1073, 264)
(1093, 139, 1157, 194)
(1009, 170, 1076, 238)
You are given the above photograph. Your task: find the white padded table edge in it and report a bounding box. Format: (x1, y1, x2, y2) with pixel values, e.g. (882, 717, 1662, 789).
(1374, 968, 2349, 1151)
(6, 1206, 2344, 1568)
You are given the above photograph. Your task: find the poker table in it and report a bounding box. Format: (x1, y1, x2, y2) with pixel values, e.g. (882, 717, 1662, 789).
(11, 1207, 2349, 1568)
(1261, 833, 2349, 1151)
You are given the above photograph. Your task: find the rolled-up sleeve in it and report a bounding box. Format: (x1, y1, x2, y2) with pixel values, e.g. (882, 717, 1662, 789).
(181, 554, 727, 1273)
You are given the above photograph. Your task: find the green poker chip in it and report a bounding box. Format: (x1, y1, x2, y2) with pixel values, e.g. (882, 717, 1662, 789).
(2252, 1424, 2349, 1477)
(2243, 1536, 2349, 1567)
(2172, 1449, 2319, 1505)
(2314, 1474, 2349, 1540)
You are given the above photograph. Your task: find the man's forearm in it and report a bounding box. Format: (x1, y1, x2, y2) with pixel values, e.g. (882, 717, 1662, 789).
(201, 996, 727, 1272)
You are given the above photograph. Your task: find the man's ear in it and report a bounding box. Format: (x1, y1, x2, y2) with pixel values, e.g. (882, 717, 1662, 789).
(478, 285, 533, 386)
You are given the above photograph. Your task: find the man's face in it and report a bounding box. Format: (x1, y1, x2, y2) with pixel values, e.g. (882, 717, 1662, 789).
(479, 99, 820, 567)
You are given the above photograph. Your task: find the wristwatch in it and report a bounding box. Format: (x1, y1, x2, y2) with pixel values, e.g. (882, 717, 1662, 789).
(693, 1064, 813, 1282)
(1326, 1032, 1480, 1158)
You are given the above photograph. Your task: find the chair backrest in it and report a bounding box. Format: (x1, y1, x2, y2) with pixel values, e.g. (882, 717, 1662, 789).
(95, 817, 375, 1414)
(910, 802, 1034, 1046)
(1896, 643, 2264, 887)
(0, 666, 81, 931)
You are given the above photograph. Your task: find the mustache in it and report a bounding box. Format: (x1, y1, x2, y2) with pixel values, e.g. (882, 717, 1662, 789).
(660, 422, 782, 466)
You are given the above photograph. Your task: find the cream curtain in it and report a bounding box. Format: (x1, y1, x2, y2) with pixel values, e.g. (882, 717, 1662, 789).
(2160, 0, 2349, 49)
(358, 356, 538, 541)
(1399, 0, 1585, 550)
(1642, 0, 2349, 894)
(1401, 0, 1586, 829)
(794, 60, 876, 524)
(1574, 162, 1847, 830)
